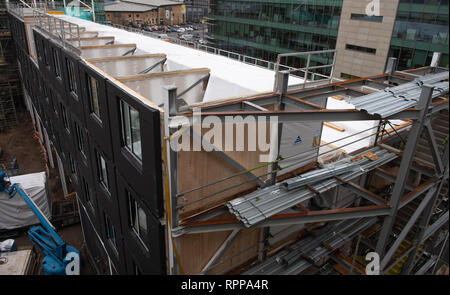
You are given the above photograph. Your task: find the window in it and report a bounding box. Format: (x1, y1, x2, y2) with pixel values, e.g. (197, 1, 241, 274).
(75, 123, 86, 158)
(61, 103, 69, 132)
(68, 153, 77, 182)
(87, 74, 101, 121)
(351, 13, 383, 23)
(128, 191, 148, 246)
(52, 48, 61, 78)
(346, 44, 377, 55)
(134, 262, 142, 275)
(35, 40, 41, 59)
(43, 41, 49, 66)
(105, 214, 117, 250)
(66, 58, 78, 95)
(120, 100, 142, 160)
(96, 151, 109, 191)
(82, 177, 91, 204)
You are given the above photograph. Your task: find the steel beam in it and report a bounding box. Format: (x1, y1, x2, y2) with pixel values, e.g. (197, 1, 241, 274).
(342, 181, 386, 206)
(423, 211, 449, 242)
(199, 229, 241, 274)
(399, 177, 438, 209)
(424, 121, 444, 173)
(376, 85, 435, 257)
(373, 169, 416, 192)
(164, 85, 180, 275)
(431, 230, 449, 274)
(172, 205, 391, 236)
(380, 185, 437, 270)
(183, 109, 420, 125)
(401, 181, 447, 273)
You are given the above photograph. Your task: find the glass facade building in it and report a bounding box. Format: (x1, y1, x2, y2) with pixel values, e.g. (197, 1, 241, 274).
(208, 0, 342, 70)
(208, 0, 449, 74)
(389, 0, 449, 69)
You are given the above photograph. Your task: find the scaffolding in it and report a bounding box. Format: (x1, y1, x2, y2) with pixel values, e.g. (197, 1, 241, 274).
(0, 1, 20, 130)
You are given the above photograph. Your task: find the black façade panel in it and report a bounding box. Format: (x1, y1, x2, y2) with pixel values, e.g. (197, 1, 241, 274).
(106, 81, 164, 219)
(78, 61, 114, 161)
(60, 48, 86, 126)
(116, 173, 167, 275)
(47, 39, 67, 97)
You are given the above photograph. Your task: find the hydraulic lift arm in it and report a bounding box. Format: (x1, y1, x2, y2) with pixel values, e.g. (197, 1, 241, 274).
(0, 172, 80, 275)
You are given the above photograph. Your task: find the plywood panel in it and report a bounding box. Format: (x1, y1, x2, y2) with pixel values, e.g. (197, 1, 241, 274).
(177, 120, 273, 218)
(178, 213, 261, 274)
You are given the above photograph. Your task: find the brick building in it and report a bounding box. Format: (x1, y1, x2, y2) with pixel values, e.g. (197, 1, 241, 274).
(105, 0, 186, 26)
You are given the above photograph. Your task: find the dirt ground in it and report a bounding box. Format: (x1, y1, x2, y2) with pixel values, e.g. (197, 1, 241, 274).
(0, 110, 95, 275)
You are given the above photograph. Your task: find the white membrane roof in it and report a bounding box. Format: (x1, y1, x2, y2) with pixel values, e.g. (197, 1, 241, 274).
(56, 15, 304, 102)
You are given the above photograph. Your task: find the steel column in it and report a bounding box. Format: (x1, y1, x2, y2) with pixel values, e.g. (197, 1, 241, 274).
(400, 143, 448, 274)
(164, 85, 180, 275)
(380, 185, 437, 270)
(376, 85, 435, 257)
(424, 121, 444, 173)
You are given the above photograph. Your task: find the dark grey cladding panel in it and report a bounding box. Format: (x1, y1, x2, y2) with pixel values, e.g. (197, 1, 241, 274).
(70, 113, 94, 181)
(88, 136, 122, 226)
(106, 81, 164, 218)
(58, 99, 76, 156)
(60, 49, 87, 126)
(77, 207, 110, 274)
(47, 39, 66, 96)
(76, 159, 101, 233)
(34, 30, 53, 81)
(78, 61, 114, 161)
(96, 201, 127, 274)
(116, 173, 167, 275)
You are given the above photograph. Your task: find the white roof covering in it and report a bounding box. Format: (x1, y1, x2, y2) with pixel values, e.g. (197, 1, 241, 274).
(56, 15, 304, 102)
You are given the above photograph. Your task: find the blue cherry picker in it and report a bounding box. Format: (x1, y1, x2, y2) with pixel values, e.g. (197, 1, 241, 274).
(0, 171, 80, 275)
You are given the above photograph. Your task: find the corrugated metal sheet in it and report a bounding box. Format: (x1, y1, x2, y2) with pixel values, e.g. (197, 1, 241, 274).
(227, 147, 397, 227)
(347, 71, 449, 118)
(243, 217, 377, 275)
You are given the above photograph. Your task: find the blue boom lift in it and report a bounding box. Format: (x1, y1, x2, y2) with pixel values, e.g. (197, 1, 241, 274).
(0, 172, 80, 275)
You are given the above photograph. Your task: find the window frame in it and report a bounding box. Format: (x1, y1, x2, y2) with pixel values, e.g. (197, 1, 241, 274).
(120, 100, 142, 162)
(66, 58, 78, 96)
(87, 74, 102, 122)
(52, 48, 62, 78)
(127, 191, 149, 250)
(105, 214, 118, 251)
(96, 150, 109, 192)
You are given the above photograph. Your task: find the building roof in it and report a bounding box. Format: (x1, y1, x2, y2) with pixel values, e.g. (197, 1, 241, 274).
(104, 1, 157, 12)
(122, 0, 184, 7)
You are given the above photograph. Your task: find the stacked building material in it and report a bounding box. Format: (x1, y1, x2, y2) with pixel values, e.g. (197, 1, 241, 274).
(227, 147, 397, 227)
(347, 71, 449, 118)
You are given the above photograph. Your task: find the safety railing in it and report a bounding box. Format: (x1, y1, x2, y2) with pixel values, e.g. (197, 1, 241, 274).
(33, 8, 81, 48)
(275, 49, 337, 90)
(96, 21, 340, 89)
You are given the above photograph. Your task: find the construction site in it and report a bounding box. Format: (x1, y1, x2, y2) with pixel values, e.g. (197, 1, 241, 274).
(0, 0, 449, 276)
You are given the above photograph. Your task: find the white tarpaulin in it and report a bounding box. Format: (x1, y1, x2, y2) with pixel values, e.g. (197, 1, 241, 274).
(0, 172, 50, 230)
